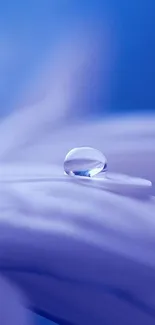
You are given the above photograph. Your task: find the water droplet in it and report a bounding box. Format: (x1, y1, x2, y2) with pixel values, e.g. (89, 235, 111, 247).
(64, 147, 107, 177)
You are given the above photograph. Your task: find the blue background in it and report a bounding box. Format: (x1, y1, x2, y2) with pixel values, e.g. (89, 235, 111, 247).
(0, 0, 155, 118)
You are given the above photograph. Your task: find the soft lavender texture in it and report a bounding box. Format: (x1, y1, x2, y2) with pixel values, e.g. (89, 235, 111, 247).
(0, 31, 155, 325)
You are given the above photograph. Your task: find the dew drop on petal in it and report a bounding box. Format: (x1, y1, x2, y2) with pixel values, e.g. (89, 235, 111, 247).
(64, 147, 107, 177)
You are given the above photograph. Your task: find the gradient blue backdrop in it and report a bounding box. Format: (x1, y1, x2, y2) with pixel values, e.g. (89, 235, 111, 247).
(0, 0, 155, 118)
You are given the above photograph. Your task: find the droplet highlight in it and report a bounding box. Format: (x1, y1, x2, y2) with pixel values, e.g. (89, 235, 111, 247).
(64, 147, 107, 177)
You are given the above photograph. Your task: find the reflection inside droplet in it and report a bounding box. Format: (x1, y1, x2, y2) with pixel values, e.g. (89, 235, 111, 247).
(64, 147, 107, 177)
